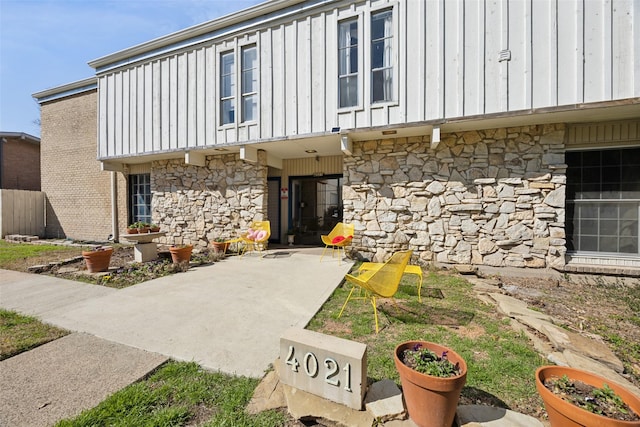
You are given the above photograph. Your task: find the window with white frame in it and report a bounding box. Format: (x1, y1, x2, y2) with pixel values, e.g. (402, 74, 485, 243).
(371, 9, 393, 103)
(338, 18, 359, 108)
(129, 174, 151, 225)
(220, 51, 235, 125)
(566, 147, 640, 255)
(220, 46, 258, 126)
(241, 45, 258, 122)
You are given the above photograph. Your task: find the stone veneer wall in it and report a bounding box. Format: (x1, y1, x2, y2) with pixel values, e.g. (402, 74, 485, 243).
(151, 151, 268, 249)
(343, 124, 567, 269)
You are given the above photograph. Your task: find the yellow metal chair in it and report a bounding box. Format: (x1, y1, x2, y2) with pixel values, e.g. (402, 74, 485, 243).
(320, 222, 354, 265)
(240, 220, 271, 257)
(357, 262, 424, 302)
(338, 250, 413, 333)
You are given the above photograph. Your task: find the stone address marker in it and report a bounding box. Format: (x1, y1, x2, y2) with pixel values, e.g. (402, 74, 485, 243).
(279, 328, 367, 410)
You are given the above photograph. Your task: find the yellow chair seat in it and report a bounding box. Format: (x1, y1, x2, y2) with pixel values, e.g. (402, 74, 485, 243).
(338, 250, 413, 333)
(320, 222, 354, 265)
(239, 220, 271, 257)
(358, 262, 423, 302)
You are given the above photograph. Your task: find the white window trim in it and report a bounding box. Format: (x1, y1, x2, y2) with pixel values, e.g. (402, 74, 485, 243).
(368, 3, 399, 109)
(337, 11, 364, 113)
(216, 37, 260, 130)
(218, 47, 236, 128)
(240, 43, 259, 125)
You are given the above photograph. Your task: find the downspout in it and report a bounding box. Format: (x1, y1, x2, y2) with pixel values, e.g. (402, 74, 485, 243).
(111, 171, 119, 242)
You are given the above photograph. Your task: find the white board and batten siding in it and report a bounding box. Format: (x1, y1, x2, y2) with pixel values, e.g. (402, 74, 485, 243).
(97, 0, 639, 160)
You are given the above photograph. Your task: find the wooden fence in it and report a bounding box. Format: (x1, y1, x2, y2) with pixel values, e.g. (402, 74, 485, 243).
(0, 189, 45, 238)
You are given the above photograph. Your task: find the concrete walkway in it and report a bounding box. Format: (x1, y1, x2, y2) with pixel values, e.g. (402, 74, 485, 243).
(1, 247, 352, 377)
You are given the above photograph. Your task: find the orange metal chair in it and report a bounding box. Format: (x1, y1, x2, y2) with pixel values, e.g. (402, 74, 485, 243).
(240, 220, 271, 257)
(338, 250, 413, 333)
(320, 222, 354, 265)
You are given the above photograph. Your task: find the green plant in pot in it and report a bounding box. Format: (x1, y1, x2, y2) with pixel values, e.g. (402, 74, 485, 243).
(211, 237, 229, 254)
(394, 340, 467, 427)
(127, 223, 139, 234)
(536, 365, 640, 426)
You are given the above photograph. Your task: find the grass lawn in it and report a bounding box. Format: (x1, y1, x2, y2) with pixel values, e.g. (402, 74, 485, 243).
(0, 240, 83, 271)
(55, 362, 288, 427)
(0, 309, 68, 360)
(307, 269, 547, 415)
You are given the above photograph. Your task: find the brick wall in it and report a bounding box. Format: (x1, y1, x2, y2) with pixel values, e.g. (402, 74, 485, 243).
(1, 137, 41, 191)
(40, 90, 128, 241)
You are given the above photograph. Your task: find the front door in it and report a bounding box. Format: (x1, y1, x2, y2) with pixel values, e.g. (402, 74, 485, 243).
(289, 175, 343, 245)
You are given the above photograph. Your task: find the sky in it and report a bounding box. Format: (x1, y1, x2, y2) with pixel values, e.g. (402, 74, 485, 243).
(0, 0, 264, 137)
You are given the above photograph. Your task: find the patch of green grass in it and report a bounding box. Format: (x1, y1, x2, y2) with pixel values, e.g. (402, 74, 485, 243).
(0, 240, 82, 270)
(307, 269, 547, 416)
(0, 309, 68, 360)
(55, 361, 288, 427)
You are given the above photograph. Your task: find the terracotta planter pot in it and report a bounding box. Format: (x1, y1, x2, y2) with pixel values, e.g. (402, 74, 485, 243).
(394, 341, 467, 427)
(212, 241, 229, 254)
(82, 247, 113, 273)
(536, 366, 640, 427)
(126, 228, 139, 234)
(149, 226, 160, 233)
(169, 245, 192, 264)
(138, 226, 150, 234)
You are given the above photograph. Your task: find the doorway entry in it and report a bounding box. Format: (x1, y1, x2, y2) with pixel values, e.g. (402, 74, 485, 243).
(289, 175, 343, 245)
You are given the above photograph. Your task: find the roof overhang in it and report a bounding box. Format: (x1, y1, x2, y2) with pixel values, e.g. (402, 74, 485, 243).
(88, 0, 333, 73)
(0, 132, 41, 144)
(32, 77, 98, 104)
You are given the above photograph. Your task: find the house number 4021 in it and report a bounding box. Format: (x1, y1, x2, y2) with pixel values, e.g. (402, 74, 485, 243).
(285, 345, 352, 392)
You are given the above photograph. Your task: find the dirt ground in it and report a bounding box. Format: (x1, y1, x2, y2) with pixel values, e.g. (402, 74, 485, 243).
(493, 272, 640, 389)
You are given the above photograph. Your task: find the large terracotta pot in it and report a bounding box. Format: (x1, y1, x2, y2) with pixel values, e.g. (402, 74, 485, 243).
(82, 246, 113, 273)
(212, 241, 229, 254)
(169, 245, 192, 264)
(394, 340, 467, 427)
(536, 366, 640, 427)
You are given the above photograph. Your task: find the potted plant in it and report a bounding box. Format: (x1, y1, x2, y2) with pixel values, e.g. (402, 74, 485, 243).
(82, 246, 113, 273)
(394, 340, 467, 427)
(137, 221, 150, 233)
(211, 238, 229, 254)
(535, 365, 640, 426)
(149, 223, 160, 233)
(287, 228, 295, 246)
(169, 244, 193, 264)
(126, 223, 139, 234)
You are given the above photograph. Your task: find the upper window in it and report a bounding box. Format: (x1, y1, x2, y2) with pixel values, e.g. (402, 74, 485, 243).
(220, 52, 235, 125)
(338, 18, 359, 108)
(241, 46, 258, 122)
(371, 9, 393, 103)
(220, 45, 258, 126)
